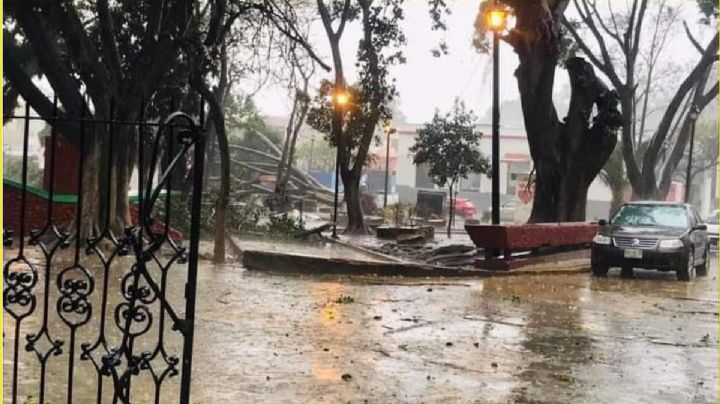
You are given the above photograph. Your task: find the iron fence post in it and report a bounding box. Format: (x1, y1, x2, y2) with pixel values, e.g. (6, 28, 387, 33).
(180, 102, 206, 404)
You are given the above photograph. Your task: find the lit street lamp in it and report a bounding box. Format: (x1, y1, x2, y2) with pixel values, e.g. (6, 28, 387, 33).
(334, 90, 350, 107)
(332, 87, 350, 239)
(383, 123, 396, 208)
(486, 2, 508, 225)
(684, 105, 700, 203)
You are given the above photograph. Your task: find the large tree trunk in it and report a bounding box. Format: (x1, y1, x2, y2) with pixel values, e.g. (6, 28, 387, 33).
(609, 188, 625, 217)
(505, 0, 620, 223)
(341, 168, 367, 234)
(190, 61, 229, 263)
(112, 122, 135, 232)
(79, 140, 102, 237)
(205, 94, 229, 264)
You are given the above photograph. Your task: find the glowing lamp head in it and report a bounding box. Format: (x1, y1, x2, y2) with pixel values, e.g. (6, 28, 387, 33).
(384, 123, 396, 134)
(334, 90, 350, 107)
(486, 7, 507, 32)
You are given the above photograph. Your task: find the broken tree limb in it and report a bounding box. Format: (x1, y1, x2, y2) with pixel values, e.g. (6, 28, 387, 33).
(229, 143, 331, 192)
(230, 158, 325, 194)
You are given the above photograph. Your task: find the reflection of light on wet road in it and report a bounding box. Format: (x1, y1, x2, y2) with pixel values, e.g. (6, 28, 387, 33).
(311, 282, 350, 326)
(321, 307, 339, 323)
(306, 282, 355, 384)
(311, 362, 340, 381)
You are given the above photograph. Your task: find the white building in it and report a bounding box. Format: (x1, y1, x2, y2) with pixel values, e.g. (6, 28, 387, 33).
(391, 122, 613, 220)
(261, 115, 717, 220)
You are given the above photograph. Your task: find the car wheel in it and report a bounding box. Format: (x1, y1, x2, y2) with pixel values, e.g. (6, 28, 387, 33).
(677, 250, 697, 282)
(697, 246, 709, 277)
(591, 262, 609, 277)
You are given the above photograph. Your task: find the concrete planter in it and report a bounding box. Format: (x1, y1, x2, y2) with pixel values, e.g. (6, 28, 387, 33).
(376, 225, 434, 241)
(464, 222, 598, 251)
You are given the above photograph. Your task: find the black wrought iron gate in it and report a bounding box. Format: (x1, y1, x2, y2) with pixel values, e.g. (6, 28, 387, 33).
(3, 96, 206, 403)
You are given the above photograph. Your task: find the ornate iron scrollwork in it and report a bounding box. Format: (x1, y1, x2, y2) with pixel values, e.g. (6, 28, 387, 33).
(4, 96, 205, 404)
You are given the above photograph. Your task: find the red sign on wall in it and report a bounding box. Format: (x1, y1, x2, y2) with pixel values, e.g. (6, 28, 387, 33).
(517, 182, 534, 204)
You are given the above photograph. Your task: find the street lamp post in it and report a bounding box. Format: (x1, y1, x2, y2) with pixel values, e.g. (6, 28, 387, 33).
(331, 88, 350, 239)
(486, 3, 507, 226)
(383, 123, 396, 208)
(684, 105, 700, 203)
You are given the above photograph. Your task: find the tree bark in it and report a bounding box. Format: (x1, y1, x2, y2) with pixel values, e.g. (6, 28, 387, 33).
(274, 85, 310, 212)
(275, 95, 299, 193)
(503, 0, 620, 223)
(340, 168, 365, 233)
(191, 77, 229, 263)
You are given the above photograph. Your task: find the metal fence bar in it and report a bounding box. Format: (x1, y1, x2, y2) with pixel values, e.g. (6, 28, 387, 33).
(25, 94, 65, 404)
(180, 97, 206, 404)
(3, 91, 205, 403)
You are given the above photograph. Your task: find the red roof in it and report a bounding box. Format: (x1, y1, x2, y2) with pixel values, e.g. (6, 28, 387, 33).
(502, 153, 530, 162)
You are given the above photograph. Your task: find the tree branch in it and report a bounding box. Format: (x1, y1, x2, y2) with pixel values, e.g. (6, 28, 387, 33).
(701, 81, 719, 106)
(46, 2, 111, 103)
(584, 0, 624, 49)
(260, 1, 331, 71)
(562, 8, 623, 89)
(630, 0, 649, 62)
(10, 6, 84, 115)
(683, 21, 705, 54)
(96, 0, 123, 84)
(336, 0, 352, 38)
(3, 37, 80, 141)
(644, 33, 718, 168)
(352, 0, 383, 176)
(658, 62, 717, 193)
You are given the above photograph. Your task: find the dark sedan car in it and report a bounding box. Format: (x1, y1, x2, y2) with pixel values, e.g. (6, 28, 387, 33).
(591, 202, 709, 281)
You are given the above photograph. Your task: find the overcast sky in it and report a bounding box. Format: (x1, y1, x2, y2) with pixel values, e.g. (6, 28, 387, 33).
(251, 0, 715, 127)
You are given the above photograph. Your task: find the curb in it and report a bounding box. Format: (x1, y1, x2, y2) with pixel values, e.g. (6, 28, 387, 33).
(242, 249, 590, 278)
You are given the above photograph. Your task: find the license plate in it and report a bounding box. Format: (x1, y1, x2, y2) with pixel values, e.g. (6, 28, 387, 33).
(624, 248, 643, 259)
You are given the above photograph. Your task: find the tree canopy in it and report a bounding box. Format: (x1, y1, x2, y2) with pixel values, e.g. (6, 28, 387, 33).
(411, 100, 489, 189)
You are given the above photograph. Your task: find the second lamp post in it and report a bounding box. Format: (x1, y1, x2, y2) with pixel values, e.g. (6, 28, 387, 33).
(383, 123, 396, 208)
(486, 2, 507, 224)
(486, 3, 507, 226)
(331, 87, 350, 238)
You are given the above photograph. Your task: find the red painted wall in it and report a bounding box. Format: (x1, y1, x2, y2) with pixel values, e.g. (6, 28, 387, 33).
(3, 185, 76, 237)
(4, 184, 184, 242)
(43, 135, 80, 194)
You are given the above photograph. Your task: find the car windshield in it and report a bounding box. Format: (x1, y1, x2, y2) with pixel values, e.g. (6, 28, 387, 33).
(708, 211, 719, 225)
(611, 204, 688, 228)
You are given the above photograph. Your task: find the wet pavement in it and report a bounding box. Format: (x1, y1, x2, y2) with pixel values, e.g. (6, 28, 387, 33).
(188, 255, 718, 403)
(4, 244, 718, 403)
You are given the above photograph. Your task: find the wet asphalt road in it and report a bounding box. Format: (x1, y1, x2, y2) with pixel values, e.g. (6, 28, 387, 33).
(188, 255, 718, 404)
